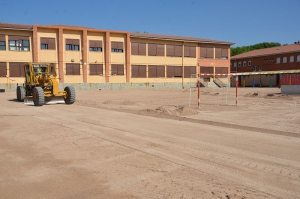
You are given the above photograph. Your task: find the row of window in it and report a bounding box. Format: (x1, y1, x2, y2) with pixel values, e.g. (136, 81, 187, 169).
(0, 35, 123, 53)
(233, 55, 300, 67)
(200, 47, 228, 59)
(0, 35, 30, 51)
(0, 62, 197, 78)
(0, 35, 229, 60)
(131, 43, 197, 58)
(70, 64, 196, 78)
(276, 55, 300, 63)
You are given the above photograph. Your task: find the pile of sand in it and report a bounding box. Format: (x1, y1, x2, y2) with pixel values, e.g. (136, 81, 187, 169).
(138, 105, 198, 117)
(103, 100, 136, 105)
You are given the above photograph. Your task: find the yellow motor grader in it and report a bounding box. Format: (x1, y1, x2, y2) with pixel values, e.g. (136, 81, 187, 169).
(16, 63, 75, 106)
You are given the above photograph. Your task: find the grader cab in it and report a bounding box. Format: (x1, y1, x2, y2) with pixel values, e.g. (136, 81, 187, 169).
(16, 62, 75, 106)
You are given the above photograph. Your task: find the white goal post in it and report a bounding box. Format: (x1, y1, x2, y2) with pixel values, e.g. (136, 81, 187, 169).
(189, 73, 239, 108)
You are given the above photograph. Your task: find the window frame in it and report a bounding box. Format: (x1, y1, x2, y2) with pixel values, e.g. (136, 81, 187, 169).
(148, 65, 165, 78)
(184, 66, 196, 78)
(200, 47, 213, 59)
(111, 41, 124, 53)
(167, 66, 182, 78)
(89, 40, 103, 52)
(276, 57, 280, 64)
(0, 35, 6, 50)
(0, 62, 6, 77)
(66, 63, 80, 75)
(65, 39, 80, 51)
(8, 36, 30, 51)
(184, 46, 196, 58)
(131, 42, 146, 56)
(111, 64, 124, 75)
(148, 43, 165, 56)
(40, 37, 56, 50)
(89, 64, 103, 75)
(131, 65, 146, 78)
(282, 57, 287, 63)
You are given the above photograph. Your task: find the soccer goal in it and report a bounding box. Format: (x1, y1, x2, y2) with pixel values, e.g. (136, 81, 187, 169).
(188, 74, 238, 108)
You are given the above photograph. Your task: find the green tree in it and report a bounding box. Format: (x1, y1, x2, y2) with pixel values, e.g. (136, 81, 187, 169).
(231, 42, 281, 56)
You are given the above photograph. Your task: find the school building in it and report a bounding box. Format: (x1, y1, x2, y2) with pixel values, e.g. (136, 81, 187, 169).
(230, 43, 300, 87)
(0, 22, 234, 92)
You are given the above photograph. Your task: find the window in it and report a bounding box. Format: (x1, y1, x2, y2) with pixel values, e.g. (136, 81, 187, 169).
(89, 64, 103, 75)
(9, 35, 30, 51)
(200, 47, 213, 58)
(131, 65, 146, 77)
(40, 37, 55, 50)
(66, 63, 80, 75)
(111, 64, 124, 75)
(184, 66, 196, 78)
(200, 66, 213, 74)
(131, 43, 146, 55)
(243, 61, 246, 66)
(0, 62, 6, 77)
(148, 65, 165, 78)
(0, 35, 6, 50)
(283, 57, 287, 63)
(167, 66, 182, 78)
(111, 41, 123, 52)
(276, 57, 280, 64)
(215, 48, 228, 59)
(258, 65, 262, 71)
(215, 67, 228, 75)
(167, 45, 182, 57)
(290, 56, 294, 62)
(253, 66, 256, 72)
(65, 39, 80, 51)
(248, 61, 251, 66)
(184, 46, 196, 58)
(9, 62, 26, 77)
(297, 55, 300, 62)
(233, 62, 237, 67)
(238, 62, 241, 67)
(89, 40, 102, 52)
(148, 43, 164, 56)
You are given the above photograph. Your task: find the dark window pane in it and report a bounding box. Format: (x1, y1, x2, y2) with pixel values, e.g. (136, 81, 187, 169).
(131, 43, 139, 55)
(41, 44, 48, 49)
(0, 62, 6, 77)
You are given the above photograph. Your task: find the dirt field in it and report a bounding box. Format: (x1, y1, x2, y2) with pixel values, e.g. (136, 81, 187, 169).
(0, 87, 299, 199)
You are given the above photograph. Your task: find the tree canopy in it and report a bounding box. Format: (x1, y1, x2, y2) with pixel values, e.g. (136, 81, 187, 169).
(231, 42, 281, 56)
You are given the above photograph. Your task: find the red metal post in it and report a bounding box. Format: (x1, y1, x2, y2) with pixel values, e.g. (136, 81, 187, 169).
(197, 73, 200, 108)
(235, 75, 239, 105)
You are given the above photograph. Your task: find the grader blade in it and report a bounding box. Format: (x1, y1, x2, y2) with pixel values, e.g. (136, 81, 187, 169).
(45, 96, 65, 104)
(24, 96, 65, 105)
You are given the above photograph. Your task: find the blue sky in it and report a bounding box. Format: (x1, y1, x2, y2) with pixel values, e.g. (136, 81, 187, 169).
(0, 0, 299, 47)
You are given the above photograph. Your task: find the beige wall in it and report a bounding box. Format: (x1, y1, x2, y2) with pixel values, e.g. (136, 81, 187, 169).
(0, 25, 232, 85)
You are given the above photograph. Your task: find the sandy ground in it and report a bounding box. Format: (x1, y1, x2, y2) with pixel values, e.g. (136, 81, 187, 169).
(0, 87, 299, 199)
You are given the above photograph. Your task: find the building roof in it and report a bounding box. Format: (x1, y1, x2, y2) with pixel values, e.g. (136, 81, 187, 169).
(130, 32, 235, 45)
(0, 22, 235, 45)
(231, 43, 300, 59)
(0, 22, 33, 30)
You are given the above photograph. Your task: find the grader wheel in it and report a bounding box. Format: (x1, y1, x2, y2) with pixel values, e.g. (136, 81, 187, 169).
(64, 86, 75, 104)
(32, 87, 45, 106)
(16, 86, 26, 102)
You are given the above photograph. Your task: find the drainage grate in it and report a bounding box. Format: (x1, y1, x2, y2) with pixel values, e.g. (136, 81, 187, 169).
(0, 89, 5, 92)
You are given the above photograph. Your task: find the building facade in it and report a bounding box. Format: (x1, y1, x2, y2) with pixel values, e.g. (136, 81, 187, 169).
(230, 43, 300, 87)
(0, 22, 234, 91)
